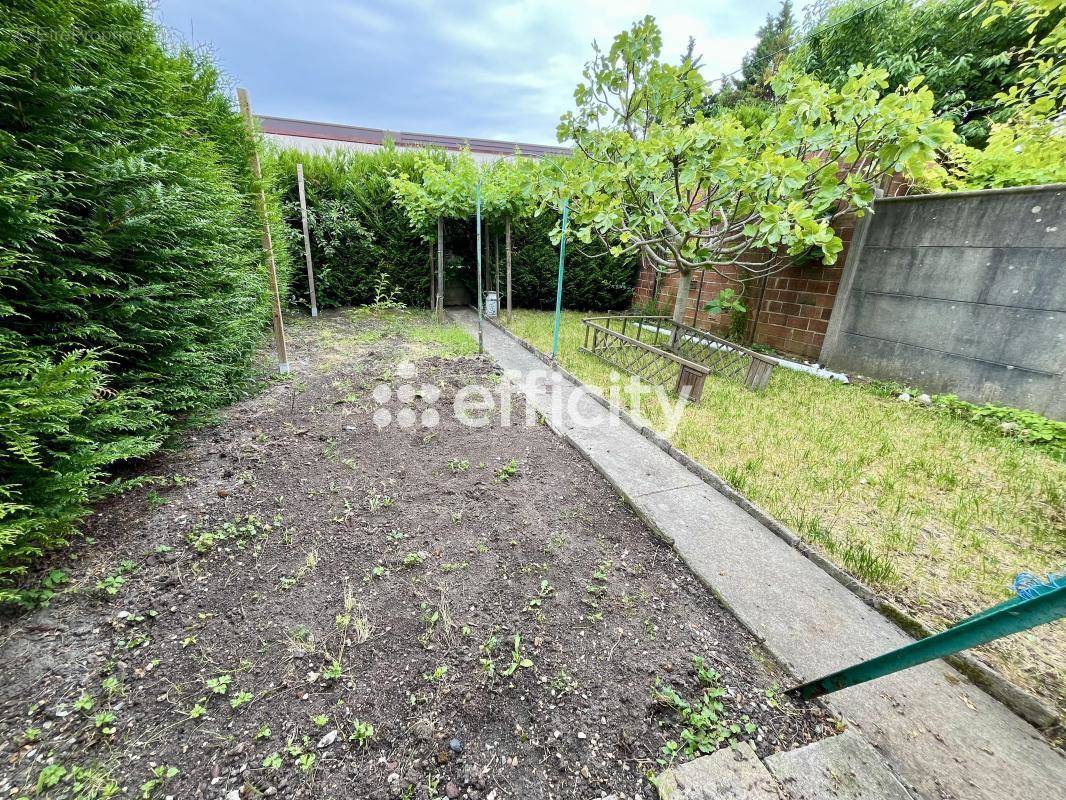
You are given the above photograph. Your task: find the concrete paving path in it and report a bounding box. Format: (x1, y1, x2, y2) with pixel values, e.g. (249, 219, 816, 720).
(656, 733, 913, 800)
(451, 308, 1066, 800)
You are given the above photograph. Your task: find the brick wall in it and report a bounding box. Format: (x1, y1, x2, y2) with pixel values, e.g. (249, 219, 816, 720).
(629, 177, 910, 360)
(631, 216, 856, 361)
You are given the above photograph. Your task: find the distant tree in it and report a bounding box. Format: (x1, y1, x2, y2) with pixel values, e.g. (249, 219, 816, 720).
(705, 1, 795, 110)
(790, 0, 1049, 148)
(737, 1, 796, 96)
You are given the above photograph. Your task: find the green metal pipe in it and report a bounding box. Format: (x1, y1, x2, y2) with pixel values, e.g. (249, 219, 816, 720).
(551, 197, 569, 363)
(946, 592, 1028, 628)
(787, 585, 1066, 700)
(475, 181, 484, 354)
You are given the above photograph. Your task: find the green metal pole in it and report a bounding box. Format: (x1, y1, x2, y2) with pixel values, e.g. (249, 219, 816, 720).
(787, 584, 1066, 700)
(551, 197, 569, 364)
(475, 181, 484, 355)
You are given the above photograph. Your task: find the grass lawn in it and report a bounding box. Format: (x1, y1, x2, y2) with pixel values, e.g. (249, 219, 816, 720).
(502, 309, 1066, 720)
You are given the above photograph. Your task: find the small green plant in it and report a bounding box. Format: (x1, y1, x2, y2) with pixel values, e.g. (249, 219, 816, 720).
(423, 665, 448, 683)
(932, 394, 1066, 456)
(185, 516, 268, 554)
(230, 691, 253, 709)
(93, 710, 117, 735)
(33, 762, 121, 798)
(479, 633, 499, 677)
(493, 459, 519, 483)
(483, 632, 533, 678)
(279, 549, 319, 590)
(704, 288, 748, 342)
(36, 764, 67, 793)
(349, 719, 375, 747)
(658, 737, 683, 768)
(364, 490, 395, 511)
(95, 559, 136, 596)
(544, 533, 568, 554)
(73, 693, 94, 713)
(145, 490, 169, 510)
(371, 272, 406, 309)
(653, 656, 755, 758)
(502, 633, 534, 676)
(418, 602, 442, 648)
(256, 725, 272, 740)
(188, 702, 207, 719)
(16, 569, 68, 610)
(402, 551, 427, 568)
(206, 674, 231, 695)
(765, 683, 780, 709)
(262, 752, 282, 770)
(296, 752, 317, 773)
(323, 659, 343, 681)
(448, 458, 470, 473)
(139, 764, 178, 798)
(527, 579, 554, 609)
(313, 714, 329, 727)
(23, 727, 41, 742)
(592, 560, 612, 582)
(548, 669, 577, 697)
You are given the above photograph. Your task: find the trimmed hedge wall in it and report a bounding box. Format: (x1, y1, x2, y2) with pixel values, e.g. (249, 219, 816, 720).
(510, 212, 639, 311)
(271, 148, 639, 312)
(272, 147, 437, 309)
(0, 0, 288, 600)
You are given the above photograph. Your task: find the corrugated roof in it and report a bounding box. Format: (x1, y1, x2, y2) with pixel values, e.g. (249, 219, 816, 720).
(257, 115, 571, 159)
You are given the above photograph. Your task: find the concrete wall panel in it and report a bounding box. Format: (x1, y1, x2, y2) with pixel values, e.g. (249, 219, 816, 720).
(823, 185, 1066, 418)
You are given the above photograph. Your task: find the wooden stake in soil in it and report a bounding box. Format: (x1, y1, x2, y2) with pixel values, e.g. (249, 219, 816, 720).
(296, 163, 318, 318)
(505, 216, 512, 323)
(436, 216, 445, 321)
(237, 87, 289, 373)
(475, 191, 484, 354)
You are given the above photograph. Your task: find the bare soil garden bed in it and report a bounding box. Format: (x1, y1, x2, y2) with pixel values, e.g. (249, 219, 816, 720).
(0, 310, 829, 799)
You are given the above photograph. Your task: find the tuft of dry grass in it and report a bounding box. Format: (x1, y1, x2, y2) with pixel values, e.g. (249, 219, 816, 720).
(504, 310, 1066, 719)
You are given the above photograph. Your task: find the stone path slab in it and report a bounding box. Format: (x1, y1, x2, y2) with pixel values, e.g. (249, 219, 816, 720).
(764, 732, 914, 800)
(656, 743, 779, 800)
(655, 732, 914, 800)
(451, 309, 1066, 800)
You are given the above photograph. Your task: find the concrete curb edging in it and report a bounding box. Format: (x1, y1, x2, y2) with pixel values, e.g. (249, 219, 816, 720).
(476, 311, 1059, 733)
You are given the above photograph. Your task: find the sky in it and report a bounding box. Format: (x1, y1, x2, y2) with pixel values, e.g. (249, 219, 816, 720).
(153, 0, 807, 146)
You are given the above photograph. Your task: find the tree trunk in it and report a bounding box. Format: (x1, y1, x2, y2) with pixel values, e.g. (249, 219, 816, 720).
(669, 269, 693, 348)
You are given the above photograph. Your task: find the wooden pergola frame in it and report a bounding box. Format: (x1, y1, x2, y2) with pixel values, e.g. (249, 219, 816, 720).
(430, 214, 513, 324)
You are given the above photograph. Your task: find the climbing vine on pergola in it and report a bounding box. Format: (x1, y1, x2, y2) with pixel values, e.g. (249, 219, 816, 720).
(389, 150, 540, 321)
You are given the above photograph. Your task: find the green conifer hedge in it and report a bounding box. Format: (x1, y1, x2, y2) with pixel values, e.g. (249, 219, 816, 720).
(0, 0, 289, 601)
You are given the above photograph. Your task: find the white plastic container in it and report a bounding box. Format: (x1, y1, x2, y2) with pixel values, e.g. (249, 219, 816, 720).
(485, 291, 499, 318)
